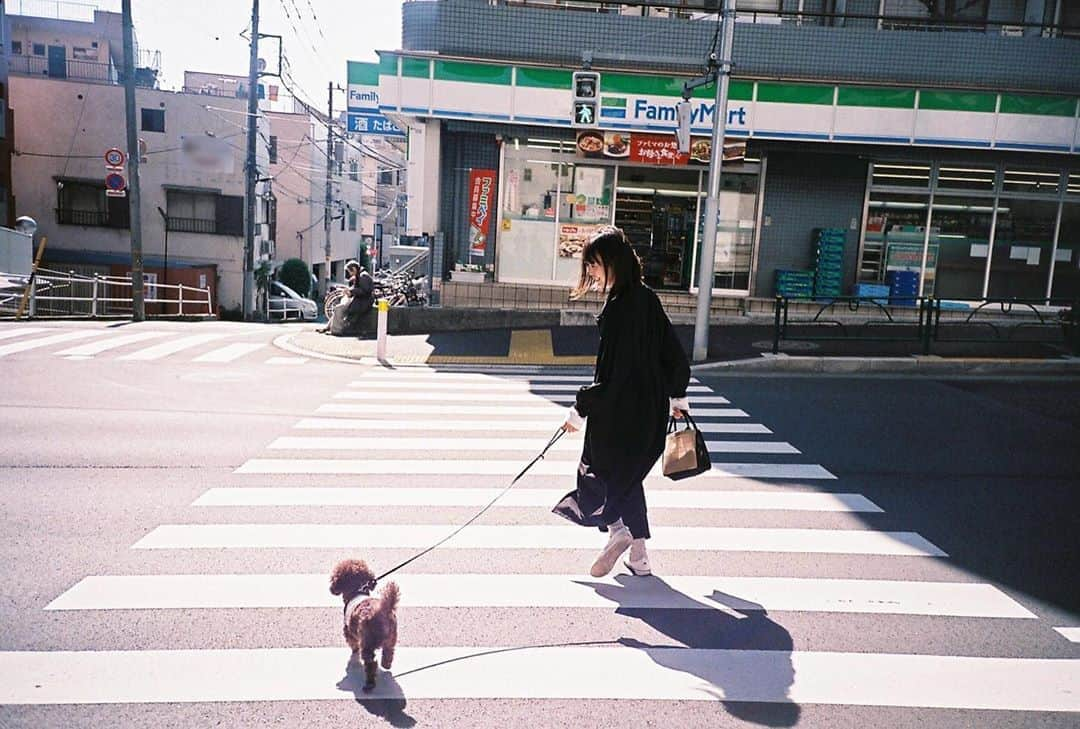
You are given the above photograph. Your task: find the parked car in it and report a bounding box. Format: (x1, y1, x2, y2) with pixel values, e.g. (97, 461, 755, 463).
(268, 280, 318, 321)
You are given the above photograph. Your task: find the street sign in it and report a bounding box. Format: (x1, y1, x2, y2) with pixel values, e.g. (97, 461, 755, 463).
(571, 71, 600, 128)
(347, 112, 406, 138)
(105, 172, 127, 198)
(104, 148, 125, 167)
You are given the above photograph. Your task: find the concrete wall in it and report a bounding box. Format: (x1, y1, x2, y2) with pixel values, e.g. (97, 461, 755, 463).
(9, 76, 268, 310)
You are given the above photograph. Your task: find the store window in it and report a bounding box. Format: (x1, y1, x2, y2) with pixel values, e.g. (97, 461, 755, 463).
(497, 141, 562, 283)
(936, 165, 996, 192)
(929, 196, 995, 299)
(1002, 168, 1060, 195)
(554, 163, 614, 283)
(988, 198, 1058, 300)
(1051, 202, 1080, 300)
(860, 186, 930, 284)
(870, 162, 931, 189)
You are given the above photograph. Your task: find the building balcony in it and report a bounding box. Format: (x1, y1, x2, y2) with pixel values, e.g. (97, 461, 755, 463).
(165, 217, 218, 235)
(9, 55, 118, 84)
(402, 0, 1080, 94)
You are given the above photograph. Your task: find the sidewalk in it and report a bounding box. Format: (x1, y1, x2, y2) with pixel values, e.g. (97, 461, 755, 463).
(276, 322, 1080, 374)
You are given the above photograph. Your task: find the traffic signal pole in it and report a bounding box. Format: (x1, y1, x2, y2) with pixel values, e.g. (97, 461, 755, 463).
(692, 0, 735, 362)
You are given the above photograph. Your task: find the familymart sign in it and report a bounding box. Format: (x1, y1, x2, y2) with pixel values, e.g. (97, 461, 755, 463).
(375, 53, 1079, 154)
(347, 61, 406, 138)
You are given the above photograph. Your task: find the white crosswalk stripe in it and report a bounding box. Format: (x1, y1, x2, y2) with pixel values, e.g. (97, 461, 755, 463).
(234, 458, 835, 479)
(332, 390, 732, 404)
(315, 403, 750, 417)
(293, 417, 774, 434)
(117, 333, 230, 361)
(0, 326, 48, 341)
(2, 647, 1075, 710)
(53, 330, 170, 356)
(131, 523, 944, 555)
(46, 573, 1032, 618)
(192, 342, 267, 363)
(265, 435, 800, 454)
(192, 487, 880, 511)
(0, 329, 104, 357)
(24, 367, 1067, 717)
(348, 380, 715, 393)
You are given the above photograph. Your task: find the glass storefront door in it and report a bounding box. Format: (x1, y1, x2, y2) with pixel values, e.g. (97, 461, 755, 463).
(697, 173, 760, 293)
(988, 198, 1058, 300)
(1051, 202, 1080, 301)
(930, 196, 995, 299)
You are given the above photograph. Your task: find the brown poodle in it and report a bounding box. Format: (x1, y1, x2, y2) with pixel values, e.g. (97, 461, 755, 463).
(329, 558, 400, 691)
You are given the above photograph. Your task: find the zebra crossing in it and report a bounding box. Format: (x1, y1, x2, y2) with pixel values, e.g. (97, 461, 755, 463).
(0, 323, 305, 365)
(6, 367, 1078, 717)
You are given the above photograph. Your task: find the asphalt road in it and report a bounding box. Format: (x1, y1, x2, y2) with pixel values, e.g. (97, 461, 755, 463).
(0, 320, 1078, 728)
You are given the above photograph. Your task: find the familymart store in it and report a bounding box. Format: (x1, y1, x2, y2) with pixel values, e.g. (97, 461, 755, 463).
(374, 53, 1080, 304)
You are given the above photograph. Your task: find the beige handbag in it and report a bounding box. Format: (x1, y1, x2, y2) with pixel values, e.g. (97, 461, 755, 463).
(662, 412, 711, 480)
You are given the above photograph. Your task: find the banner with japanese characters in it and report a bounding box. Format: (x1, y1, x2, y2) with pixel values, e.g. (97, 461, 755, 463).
(467, 168, 497, 256)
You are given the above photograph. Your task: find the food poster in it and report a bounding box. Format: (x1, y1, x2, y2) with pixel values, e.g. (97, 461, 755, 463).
(467, 168, 497, 256)
(575, 131, 746, 167)
(568, 166, 611, 222)
(558, 223, 604, 259)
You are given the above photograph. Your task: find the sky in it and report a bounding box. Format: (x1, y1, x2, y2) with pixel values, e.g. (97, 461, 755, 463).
(96, 0, 405, 109)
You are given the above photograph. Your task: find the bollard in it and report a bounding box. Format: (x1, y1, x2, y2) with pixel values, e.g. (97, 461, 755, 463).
(91, 274, 99, 317)
(376, 298, 390, 361)
(178, 285, 184, 317)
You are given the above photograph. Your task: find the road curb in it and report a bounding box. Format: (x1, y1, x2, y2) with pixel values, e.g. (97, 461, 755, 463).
(692, 354, 1080, 375)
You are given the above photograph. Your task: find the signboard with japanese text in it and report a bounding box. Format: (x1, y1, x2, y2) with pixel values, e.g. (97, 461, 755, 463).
(348, 60, 407, 138)
(467, 168, 497, 256)
(576, 131, 745, 167)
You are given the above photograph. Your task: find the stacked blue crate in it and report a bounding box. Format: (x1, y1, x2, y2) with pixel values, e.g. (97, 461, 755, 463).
(813, 228, 846, 299)
(851, 283, 891, 306)
(885, 270, 920, 306)
(775, 269, 815, 299)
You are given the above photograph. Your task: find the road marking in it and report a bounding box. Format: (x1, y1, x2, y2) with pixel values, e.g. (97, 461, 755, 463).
(192, 487, 880, 512)
(348, 381, 715, 393)
(0, 330, 104, 357)
(2, 647, 1073, 709)
(47, 573, 1030, 618)
(192, 343, 266, 363)
(265, 356, 308, 365)
(331, 391, 732, 405)
(0, 327, 48, 341)
(234, 458, 834, 480)
(354, 371, 702, 384)
(1054, 627, 1080, 642)
(315, 403, 750, 418)
(132, 524, 943, 555)
(265, 436, 799, 455)
(53, 330, 170, 356)
(117, 333, 229, 361)
(293, 418, 773, 434)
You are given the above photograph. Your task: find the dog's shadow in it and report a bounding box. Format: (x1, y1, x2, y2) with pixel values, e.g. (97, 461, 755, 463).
(337, 660, 417, 728)
(576, 574, 801, 728)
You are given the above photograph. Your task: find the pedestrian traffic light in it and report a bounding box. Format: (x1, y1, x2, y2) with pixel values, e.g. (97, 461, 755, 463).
(571, 71, 600, 128)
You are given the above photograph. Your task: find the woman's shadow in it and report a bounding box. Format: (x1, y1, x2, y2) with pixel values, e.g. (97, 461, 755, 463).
(336, 660, 417, 728)
(577, 574, 801, 727)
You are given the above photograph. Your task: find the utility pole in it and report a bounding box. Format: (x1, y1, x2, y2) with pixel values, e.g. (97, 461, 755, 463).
(692, 0, 736, 362)
(242, 0, 260, 319)
(121, 0, 144, 321)
(324, 81, 335, 297)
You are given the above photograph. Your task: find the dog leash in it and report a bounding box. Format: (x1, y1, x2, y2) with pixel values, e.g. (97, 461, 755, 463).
(370, 426, 568, 587)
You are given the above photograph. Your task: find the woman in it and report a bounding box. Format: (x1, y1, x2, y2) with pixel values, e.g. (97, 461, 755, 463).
(552, 227, 691, 578)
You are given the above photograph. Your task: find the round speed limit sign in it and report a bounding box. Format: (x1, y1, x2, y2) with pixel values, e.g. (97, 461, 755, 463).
(104, 148, 126, 167)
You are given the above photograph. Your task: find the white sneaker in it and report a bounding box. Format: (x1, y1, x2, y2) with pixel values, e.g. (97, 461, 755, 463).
(624, 554, 652, 576)
(590, 527, 632, 578)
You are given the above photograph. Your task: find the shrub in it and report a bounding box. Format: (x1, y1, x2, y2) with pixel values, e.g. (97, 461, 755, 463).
(278, 258, 312, 297)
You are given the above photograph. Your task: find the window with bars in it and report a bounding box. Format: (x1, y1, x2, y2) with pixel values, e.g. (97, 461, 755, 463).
(166, 190, 244, 236)
(56, 180, 129, 229)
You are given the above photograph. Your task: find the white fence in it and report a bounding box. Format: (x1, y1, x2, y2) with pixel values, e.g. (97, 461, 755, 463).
(0, 268, 214, 319)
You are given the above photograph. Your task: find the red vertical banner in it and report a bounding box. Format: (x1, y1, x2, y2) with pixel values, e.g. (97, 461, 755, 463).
(467, 168, 497, 257)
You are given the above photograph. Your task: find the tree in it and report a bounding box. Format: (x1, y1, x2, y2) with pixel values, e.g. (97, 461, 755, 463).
(278, 257, 312, 297)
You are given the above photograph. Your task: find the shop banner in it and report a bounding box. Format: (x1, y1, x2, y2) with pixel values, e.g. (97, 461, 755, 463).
(467, 168, 497, 256)
(576, 131, 744, 166)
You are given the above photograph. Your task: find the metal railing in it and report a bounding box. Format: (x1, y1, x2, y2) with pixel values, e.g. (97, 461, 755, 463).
(8, 55, 118, 84)
(7, 0, 97, 22)
(165, 217, 218, 235)
(0, 268, 214, 319)
(55, 208, 129, 229)
(772, 296, 1079, 356)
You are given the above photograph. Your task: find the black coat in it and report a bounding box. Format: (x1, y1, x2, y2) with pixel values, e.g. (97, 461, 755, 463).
(574, 282, 691, 490)
(345, 270, 374, 319)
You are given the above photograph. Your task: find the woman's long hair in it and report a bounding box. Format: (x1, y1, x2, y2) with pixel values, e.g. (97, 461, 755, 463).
(571, 226, 642, 300)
